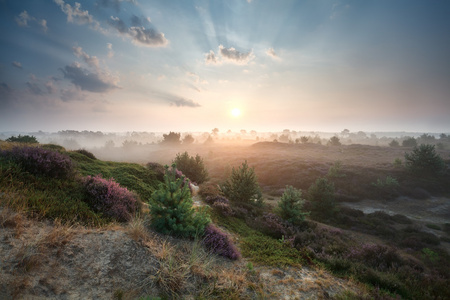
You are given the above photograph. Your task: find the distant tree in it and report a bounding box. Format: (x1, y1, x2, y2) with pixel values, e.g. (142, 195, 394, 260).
(341, 129, 350, 138)
(161, 132, 181, 145)
(402, 137, 417, 147)
(278, 134, 290, 143)
(182, 134, 195, 145)
(173, 152, 209, 184)
(439, 133, 448, 140)
(6, 134, 38, 144)
(104, 140, 115, 149)
(389, 139, 399, 147)
(404, 144, 446, 176)
(122, 140, 138, 149)
(308, 177, 336, 219)
(300, 136, 309, 144)
(327, 136, 341, 146)
(277, 186, 308, 225)
(220, 161, 263, 206)
(240, 129, 247, 135)
(212, 128, 219, 136)
(204, 135, 214, 145)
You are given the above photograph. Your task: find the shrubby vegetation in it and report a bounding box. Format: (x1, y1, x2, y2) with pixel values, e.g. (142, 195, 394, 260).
(161, 131, 181, 145)
(404, 144, 446, 176)
(82, 175, 138, 222)
(277, 185, 308, 225)
(149, 164, 210, 238)
(220, 160, 263, 206)
(172, 151, 209, 184)
(6, 134, 38, 143)
(203, 223, 240, 260)
(1, 146, 74, 179)
(308, 177, 336, 219)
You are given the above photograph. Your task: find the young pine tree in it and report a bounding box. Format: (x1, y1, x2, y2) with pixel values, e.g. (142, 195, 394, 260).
(277, 185, 308, 225)
(149, 164, 210, 238)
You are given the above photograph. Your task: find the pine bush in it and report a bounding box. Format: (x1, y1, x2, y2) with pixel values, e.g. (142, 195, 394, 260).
(173, 151, 209, 184)
(278, 185, 309, 225)
(404, 144, 446, 176)
(308, 177, 336, 219)
(149, 164, 210, 238)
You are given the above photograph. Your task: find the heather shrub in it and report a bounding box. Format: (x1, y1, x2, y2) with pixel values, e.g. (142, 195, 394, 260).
(149, 164, 210, 238)
(307, 177, 336, 219)
(347, 243, 403, 271)
(146, 162, 165, 181)
(404, 144, 446, 176)
(1, 146, 74, 179)
(202, 223, 240, 260)
(198, 182, 220, 199)
(251, 213, 296, 239)
(205, 195, 233, 216)
(277, 185, 308, 225)
(74, 149, 96, 160)
(172, 151, 209, 184)
(220, 160, 263, 206)
(82, 175, 138, 222)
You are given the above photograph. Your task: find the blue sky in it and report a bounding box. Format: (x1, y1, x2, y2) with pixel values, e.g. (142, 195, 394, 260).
(1, 0, 449, 133)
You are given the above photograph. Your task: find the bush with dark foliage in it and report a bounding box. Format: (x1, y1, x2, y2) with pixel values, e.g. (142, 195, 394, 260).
(173, 151, 209, 184)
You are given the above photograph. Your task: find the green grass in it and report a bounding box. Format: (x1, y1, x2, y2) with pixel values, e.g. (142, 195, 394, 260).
(214, 214, 308, 267)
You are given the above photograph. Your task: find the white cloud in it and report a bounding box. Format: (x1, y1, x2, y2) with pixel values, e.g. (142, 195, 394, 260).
(107, 43, 114, 58)
(54, 0, 105, 33)
(266, 47, 281, 60)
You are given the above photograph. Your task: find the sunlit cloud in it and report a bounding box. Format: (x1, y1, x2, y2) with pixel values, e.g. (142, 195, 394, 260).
(54, 0, 105, 33)
(72, 46, 100, 69)
(96, 0, 138, 12)
(266, 48, 280, 60)
(205, 45, 254, 65)
(108, 15, 168, 47)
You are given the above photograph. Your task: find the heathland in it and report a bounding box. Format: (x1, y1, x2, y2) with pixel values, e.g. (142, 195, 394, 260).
(1, 131, 449, 299)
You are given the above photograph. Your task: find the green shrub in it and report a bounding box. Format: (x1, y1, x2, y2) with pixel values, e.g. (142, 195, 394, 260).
(172, 151, 209, 184)
(327, 161, 345, 178)
(277, 185, 308, 225)
(74, 149, 97, 160)
(402, 137, 417, 147)
(404, 144, 446, 176)
(327, 136, 341, 146)
(308, 177, 336, 219)
(389, 139, 399, 147)
(220, 160, 263, 206)
(372, 176, 399, 189)
(149, 164, 210, 238)
(6, 134, 38, 143)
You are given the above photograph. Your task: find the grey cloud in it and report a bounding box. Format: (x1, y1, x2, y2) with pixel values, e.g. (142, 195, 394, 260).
(54, 0, 104, 32)
(219, 45, 254, 63)
(107, 43, 114, 58)
(154, 91, 201, 107)
(205, 50, 218, 64)
(26, 82, 44, 95)
(72, 46, 100, 68)
(12, 61, 23, 69)
(61, 63, 118, 93)
(15, 11, 48, 32)
(45, 81, 57, 94)
(108, 16, 168, 47)
(170, 98, 201, 107)
(130, 15, 151, 27)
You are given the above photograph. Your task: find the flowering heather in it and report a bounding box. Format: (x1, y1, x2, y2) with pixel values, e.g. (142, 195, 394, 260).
(82, 175, 137, 222)
(203, 223, 240, 260)
(347, 243, 403, 271)
(253, 213, 296, 240)
(1, 146, 74, 178)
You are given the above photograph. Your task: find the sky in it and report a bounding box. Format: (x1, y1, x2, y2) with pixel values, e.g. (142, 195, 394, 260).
(1, 0, 450, 134)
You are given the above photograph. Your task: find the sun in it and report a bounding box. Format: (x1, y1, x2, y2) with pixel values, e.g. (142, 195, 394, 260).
(231, 108, 241, 117)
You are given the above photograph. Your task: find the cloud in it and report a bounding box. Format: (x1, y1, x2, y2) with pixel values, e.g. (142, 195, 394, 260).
(266, 48, 280, 60)
(54, 0, 104, 32)
(205, 50, 218, 64)
(107, 43, 114, 58)
(170, 97, 201, 107)
(61, 63, 118, 93)
(153, 91, 201, 107)
(108, 16, 168, 47)
(12, 61, 23, 69)
(15, 10, 48, 32)
(45, 81, 57, 94)
(26, 82, 44, 95)
(205, 45, 254, 65)
(72, 46, 100, 68)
